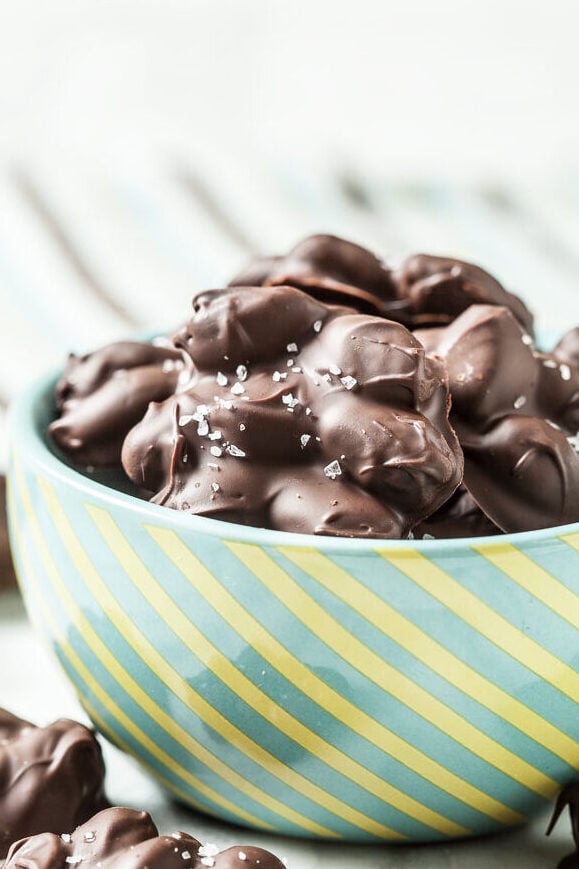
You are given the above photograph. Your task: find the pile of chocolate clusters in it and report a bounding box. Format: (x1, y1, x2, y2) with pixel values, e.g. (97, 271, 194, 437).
(50, 235, 579, 539)
(0, 707, 285, 868)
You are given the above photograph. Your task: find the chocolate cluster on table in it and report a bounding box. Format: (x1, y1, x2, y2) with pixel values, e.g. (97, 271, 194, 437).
(50, 232, 579, 538)
(4, 807, 286, 869)
(547, 783, 579, 868)
(0, 708, 108, 857)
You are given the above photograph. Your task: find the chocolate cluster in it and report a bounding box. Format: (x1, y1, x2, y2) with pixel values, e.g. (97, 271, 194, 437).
(50, 233, 579, 538)
(5, 807, 285, 869)
(0, 708, 108, 857)
(547, 783, 579, 868)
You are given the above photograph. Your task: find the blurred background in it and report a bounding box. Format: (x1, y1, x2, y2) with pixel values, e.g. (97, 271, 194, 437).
(1, 0, 579, 584)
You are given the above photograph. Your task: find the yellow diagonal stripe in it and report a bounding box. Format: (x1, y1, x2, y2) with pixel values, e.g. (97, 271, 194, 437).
(279, 547, 577, 773)
(152, 527, 523, 827)
(473, 542, 579, 630)
(8, 488, 230, 822)
(83, 504, 400, 841)
(379, 549, 579, 705)
(145, 526, 468, 836)
(560, 532, 579, 553)
(35, 480, 338, 840)
(229, 542, 551, 803)
(78, 692, 222, 812)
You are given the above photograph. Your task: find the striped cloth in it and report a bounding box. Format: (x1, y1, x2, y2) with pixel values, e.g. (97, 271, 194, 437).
(1, 150, 579, 474)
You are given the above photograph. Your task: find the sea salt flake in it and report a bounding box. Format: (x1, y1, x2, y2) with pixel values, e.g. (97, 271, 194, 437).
(272, 370, 287, 382)
(238, 852, 247, 862)
(220, 399, 234, 410)
(329, 364, 342, 375)
(210, 446, 223, 457)
(292, 366, 302, 373)
(197, 419, 210, 436)
(227, 444, 246, 457)
(313, 319, 323, 333)
(282, 393, 299, 409)
(513, 395, 527, 409)
(61, 834, 72, 843)
(200, 859, 215, 868)
(543, 358, 558, 368)
(521, 333, 533, 346)
(300, 434, 311, 448)
(560, 363, 572, 381)
(422, 533, 436, 540)
(236, 364, 248, 381)
(181, 852, 191, 861)
(216, 371, 228, 386)
(208, 430, 222, 440)
(211, 482, 220, 492)
(162, 358, 180, 372)
(287, 358, 294, 367)
(231, 382, 246, 395)
(179, 415, 195, 427)
(287, 342, 299, 353)
(198, 844, 219, 858)
(83, 832, 96, 843)
(340, 375, 358, 390)
(65, 857, 83, 865)
(239, 423, 246, 431)
(324, 460, 342, 480)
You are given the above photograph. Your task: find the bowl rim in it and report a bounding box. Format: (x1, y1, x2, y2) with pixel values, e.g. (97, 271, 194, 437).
(9, 368, 579, 554)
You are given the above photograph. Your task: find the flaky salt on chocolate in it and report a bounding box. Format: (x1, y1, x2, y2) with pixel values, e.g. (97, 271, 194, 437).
(4, 807, 286, 869)
(120, 284, 463, 538)
(417, 305, 579, 533)
(0, 708, 108, 858)
(230, 234, 534, 331)
(49, 340, 188, 466)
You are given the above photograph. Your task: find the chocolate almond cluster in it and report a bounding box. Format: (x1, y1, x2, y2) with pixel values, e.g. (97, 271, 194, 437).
(50, 233, 579, 538)
(5, 807, 286, 869)
(0, 708, 108, 857)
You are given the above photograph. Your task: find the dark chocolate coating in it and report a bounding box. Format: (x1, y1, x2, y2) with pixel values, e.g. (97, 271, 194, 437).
(230, 234, 401, 316)
(4, 807, 286, 869)
(122, 285, 463, 538)
(396, 253, 534, 332)
(424, 305, 579, 532)
(414, 486, 500, 539)
(49, 341, 187, 466)
(546, 784, 579, 868)
(230, 235, 534, 332)
(0, 708, 108, 857)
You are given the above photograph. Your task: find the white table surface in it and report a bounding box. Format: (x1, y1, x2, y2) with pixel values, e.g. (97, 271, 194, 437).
(0, 589, 573, 868)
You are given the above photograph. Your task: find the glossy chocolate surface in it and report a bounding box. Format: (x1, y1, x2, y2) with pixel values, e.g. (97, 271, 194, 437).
(121, 285, 463, 537)
(49, 340, 187, 466)
(419, 305, 579, 532)
(231, 234, 534, 330)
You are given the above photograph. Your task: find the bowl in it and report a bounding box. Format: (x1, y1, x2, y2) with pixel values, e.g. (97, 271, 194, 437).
(7, 371, 579, 844)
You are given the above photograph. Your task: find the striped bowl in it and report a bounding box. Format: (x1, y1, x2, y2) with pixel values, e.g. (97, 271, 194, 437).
(7, 372, 579, 844)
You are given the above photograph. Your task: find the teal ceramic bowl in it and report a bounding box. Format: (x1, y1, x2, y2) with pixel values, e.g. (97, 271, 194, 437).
(7, 372, 579, 844)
